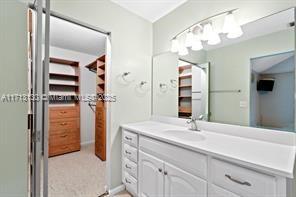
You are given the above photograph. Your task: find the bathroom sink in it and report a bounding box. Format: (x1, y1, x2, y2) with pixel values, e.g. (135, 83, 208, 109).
(162, 129, 205, 142)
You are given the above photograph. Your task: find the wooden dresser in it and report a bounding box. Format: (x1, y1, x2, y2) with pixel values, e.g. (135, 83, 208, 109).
(48, 57, 81, 157)
(49, 106, 80, 156)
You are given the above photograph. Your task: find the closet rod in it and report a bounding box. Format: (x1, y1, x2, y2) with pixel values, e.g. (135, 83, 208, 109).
(28, 3, 111, 36)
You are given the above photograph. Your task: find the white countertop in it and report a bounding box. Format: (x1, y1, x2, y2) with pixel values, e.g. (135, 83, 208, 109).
(121, 121, 296, 178)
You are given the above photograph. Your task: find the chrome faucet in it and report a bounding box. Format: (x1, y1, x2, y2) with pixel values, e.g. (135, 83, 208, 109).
(186, 115, 204, 131)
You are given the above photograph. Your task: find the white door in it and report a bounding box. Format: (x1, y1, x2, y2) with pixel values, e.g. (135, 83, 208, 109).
(139, 151, 164, 197)
(164, 162, 207, 197)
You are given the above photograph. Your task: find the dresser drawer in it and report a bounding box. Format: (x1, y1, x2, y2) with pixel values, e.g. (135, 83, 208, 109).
(139, 136, 207, 179)
(50, 106, 79, 119)
(124, 172, 137, 196)
(211, 159, 276, 197)
(49, 130, 80, 146)
(123, 130, 138, 148)
(50, 118, 79, 131)
(123, 158, 137, 179)
(49, 142, 80, 156)
(123, 144, 138, 163)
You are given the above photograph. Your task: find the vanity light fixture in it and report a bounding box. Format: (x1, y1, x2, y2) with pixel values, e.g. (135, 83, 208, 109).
(170, 8, 240, 53)
(223, 12, 243, 38)
(171, 37, 179, 53)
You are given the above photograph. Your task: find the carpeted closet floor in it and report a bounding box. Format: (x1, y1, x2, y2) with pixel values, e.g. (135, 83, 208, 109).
(48, 144, 106, 197)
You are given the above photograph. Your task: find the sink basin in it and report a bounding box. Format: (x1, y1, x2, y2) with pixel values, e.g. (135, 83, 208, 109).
(162, 129, 205, 142)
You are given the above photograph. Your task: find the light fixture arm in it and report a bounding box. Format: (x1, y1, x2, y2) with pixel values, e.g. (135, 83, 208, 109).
(171, 8, 238, 40)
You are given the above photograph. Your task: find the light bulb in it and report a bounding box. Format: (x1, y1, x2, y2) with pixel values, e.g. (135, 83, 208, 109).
(191, 34, 203, 51)
(223, 12, 243, 38)
(208, 31, 221, 45)
(185, 31, 194, 47)
(201, 23, 213, 41)
(171, 38, 179, 53)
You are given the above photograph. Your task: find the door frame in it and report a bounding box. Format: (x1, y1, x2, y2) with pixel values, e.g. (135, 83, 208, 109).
(28, 2, 113, 196)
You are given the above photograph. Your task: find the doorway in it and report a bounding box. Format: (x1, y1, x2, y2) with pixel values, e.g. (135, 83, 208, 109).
(28, 7, 111, 197)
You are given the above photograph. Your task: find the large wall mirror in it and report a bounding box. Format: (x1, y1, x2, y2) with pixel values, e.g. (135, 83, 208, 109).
(152, 8, 296, 132)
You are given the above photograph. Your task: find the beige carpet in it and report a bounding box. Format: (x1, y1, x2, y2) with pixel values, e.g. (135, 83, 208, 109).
(48, 144, 106, 197)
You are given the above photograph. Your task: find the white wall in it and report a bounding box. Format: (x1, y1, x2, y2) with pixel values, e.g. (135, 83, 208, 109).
(153, 0, 296, 54)
(0, 1, 28, 196)
(49, 0, 152, 189)
(49, 46, 100, 145)
(152, 52, 179, 117)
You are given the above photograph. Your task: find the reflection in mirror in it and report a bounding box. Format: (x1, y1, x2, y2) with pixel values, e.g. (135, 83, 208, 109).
(152, 8, 295, 133)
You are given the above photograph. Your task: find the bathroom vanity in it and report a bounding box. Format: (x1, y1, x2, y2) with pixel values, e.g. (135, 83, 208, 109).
(121, 119, 296, 197)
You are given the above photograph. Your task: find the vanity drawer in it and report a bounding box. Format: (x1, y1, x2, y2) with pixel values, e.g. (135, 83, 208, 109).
(123, 130, 138, 148)
(123, 144, 138, 163)
(124, 172, 137, 196)
(211, 159, 276, 197)
(139, 136, 207, 179)
(123, 158, 137, 178)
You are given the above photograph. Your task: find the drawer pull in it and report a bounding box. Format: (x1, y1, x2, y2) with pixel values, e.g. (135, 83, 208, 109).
(60, 122, 67, 126)
(60, 134, 68, 138)
(225, 174, 251, 186)
(125, 136, 132, 141)
(125, 164, 131, 169)
(60, 111, 67, 114)
(125, 150, 131, 155)
(125, 178, 131, 184)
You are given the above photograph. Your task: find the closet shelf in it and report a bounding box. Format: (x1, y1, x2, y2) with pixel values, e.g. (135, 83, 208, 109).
(179, 85, 192, 88)
(49, 73, 79, 78)
(85, 55, 106, 73)
(179, 74, 192, 79)
(49, 83, 79, 87)
(179, 65, 191, 70)
(179, 95, 192, 98)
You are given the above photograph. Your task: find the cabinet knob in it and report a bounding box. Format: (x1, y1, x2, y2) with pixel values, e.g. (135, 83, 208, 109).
(125, 164, 131, 169)
(125, 136, 132, 141)
(164, 171, 168, 175)
(158, 168, 162, 173)
(225, 174, 251, 186)
(125, 178, 131, 184)
(125, 150, 131, 155)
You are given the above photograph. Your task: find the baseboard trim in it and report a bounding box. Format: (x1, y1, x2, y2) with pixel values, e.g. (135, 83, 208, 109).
(81, 140, 95, 146)
(108, 184, 125, 196)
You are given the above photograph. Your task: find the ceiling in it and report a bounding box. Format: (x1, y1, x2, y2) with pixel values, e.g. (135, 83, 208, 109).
(50, 16, 106, 56)
(251, 52, 294, 74)
(205, 8, 295, 51)
(110, 0, 187, 22)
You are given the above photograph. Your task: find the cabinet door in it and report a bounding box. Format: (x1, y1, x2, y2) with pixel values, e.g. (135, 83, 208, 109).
(139, 151, 164, 197)
(209, 185, 241, 197)
(164, 162, 207, 197)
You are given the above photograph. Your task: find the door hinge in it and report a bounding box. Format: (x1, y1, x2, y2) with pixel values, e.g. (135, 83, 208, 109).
(28, 113, 33, 130)
(32, 130, 41, 142)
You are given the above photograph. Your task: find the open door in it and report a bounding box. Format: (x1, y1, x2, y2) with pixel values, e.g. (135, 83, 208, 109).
(28, 0, 50, 196)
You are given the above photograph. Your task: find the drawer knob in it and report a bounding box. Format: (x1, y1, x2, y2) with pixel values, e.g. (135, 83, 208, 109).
(225, 174, 251, 186)
(125, 150, 131, 155)
(125, 136, 132, 141)
(125, 178, 131, 184)
(125, 164, 132, 169)
(164, 171, 168, 175)
(158, 168, 162, 173)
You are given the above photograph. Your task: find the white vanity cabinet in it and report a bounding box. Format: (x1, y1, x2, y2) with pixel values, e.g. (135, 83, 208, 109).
(122, 128, 291, 197)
